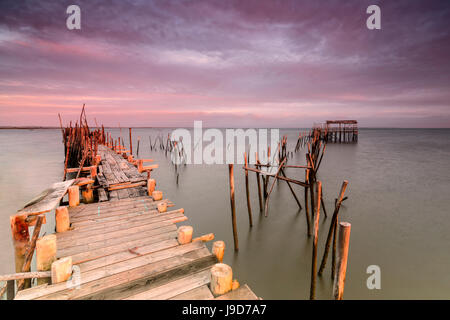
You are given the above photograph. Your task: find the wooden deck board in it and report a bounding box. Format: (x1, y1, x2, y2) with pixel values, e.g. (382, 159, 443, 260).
(170, 285, 214, 300)
(124, 268, 212, 300)
(214, 285, 259, 300)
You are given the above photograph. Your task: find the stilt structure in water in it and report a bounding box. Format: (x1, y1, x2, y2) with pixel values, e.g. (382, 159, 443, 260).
(314, 120, 358, 143)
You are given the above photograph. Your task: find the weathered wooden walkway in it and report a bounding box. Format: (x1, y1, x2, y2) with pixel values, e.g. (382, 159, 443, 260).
(8, 144, 259, 300)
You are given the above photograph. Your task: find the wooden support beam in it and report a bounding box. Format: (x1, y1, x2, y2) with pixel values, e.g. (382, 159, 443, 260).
(310, 181, 321, 300)
(333, 222, 351, 300)
(0, 271, 52, 281)
(17, 214, 44, 291)
(228, 164, 238, 251)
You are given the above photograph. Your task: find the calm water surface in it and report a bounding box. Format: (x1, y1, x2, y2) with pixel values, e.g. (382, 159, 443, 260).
(1, 128, 449, 299)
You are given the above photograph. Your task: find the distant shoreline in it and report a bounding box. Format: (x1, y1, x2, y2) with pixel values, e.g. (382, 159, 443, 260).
(1, 126, 449, 130)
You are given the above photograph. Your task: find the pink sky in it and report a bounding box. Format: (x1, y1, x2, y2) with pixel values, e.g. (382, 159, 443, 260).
(0, 0, 449, 127)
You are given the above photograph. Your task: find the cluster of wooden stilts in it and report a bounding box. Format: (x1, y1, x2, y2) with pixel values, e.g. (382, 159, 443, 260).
(227, 129, 353, 300)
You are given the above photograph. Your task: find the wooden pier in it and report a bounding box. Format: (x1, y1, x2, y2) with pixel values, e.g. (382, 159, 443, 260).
(2, 137, 259, 300)
(314, 120, 358, 143)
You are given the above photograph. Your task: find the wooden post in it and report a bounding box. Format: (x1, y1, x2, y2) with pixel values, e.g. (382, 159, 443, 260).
(255, 153, 263, 212)
(212, 241, 225, 263)
(55, 206, 70, 233)
(82, 185, 94, 204)
(157, 202, 167, 213)
(310, 181, 321, 300)
(244, 152, 253, 227)
(304, 169, 311, 236)
(210, 263, 233, 296)
(332, 215, 338, 279)
(90, 166, 97, 179)
(177, 226, 193, 244)
(152, 190, 163, 201)
(36, 234, 57, 285)
(228, 164, 239, 251)
(51, 257, 72, 284)
(129, 128, 133, 155)
(68, 185, 80, 207)
(147, 178, 156, 196)
(10, 214, 30, 288)
(333, 222, 351, 300)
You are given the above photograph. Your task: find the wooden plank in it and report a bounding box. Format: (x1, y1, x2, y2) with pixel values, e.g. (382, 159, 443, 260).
(57, 217, 184, 249)
(58, 221, 178, 250)
(68, 197, 156, 215)
(68, 231, 178, 264)
(17, 179, 75, 215)
(57, 225, 177, 257)
(214, 284, 259, 300)
(68, 208, 182, 233)
(57, 210, 185, 240)
(170, 285, 214, 300)
(69, 207, 175, 227)
(124, 269, 212, 300)
(77, 239, 179, 273)
(108, 181, 146, 191)
(69, 202, 167, 221)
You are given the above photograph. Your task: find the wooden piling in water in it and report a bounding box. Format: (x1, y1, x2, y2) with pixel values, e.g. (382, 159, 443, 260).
(228, 164, 239, 251)
(129, 128, 133, 155)
(318, 180, 348, 276)
(212, 241, 225, 263)
(255, 153, 263, 212)
(244, 152, 253, 227)
(310, 181, 322, 300)
(333, 222, 351, 300)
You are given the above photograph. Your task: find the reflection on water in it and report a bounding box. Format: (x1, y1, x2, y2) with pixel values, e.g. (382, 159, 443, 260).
(1, 128, 449, 299)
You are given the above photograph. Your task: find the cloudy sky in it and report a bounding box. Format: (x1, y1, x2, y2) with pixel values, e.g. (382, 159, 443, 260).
(0, 0, 449, 127)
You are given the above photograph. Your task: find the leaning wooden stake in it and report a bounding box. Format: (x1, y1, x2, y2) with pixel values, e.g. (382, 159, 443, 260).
(304, 169, 311, 236)
(255, 153, 263, 212)
(129, 128, 133, 155)
(244, 152, 253, 227)
(228, 164, 239, 251)
(16, 214, 44, 291)
(318, 180, 348, 276)
(310, 181, 322, 300)
(264, 158, 286, 217)
(333, 222, 351, 300)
